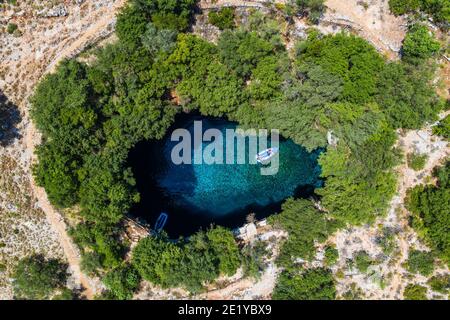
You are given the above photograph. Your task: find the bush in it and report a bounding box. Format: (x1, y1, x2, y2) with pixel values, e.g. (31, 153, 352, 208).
(103, 265, 141, 300)
(324, 246, 339, 266)
(242, 241, 269, 279)
(12, 255, 68, 300)
(403, 284, 428, 300)
(407, 152, 427, 171)
(6, 22, 18, 34)
(132, 227, 241, 292)
(354, 251, 373, 273)
(389, 0, 450, 30)
(432, 115, 450, 140)
(427, 274, 450, 294)
(407, 250, 435, 276)
(402, 24, 440, 61)
(273, 268, 336, 300)
(406, 162, 450, 265)
(208, 7, 235, 30)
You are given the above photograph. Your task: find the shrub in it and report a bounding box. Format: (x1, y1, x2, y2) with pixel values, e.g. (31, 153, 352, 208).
(208, 7, 235, 30)
(103, 265, 141, 300)
(12, 255, 68, 300)
(402, 24, 440, 61)
(273, 268, 336, 300)
(432, 115, 450, 140)
(354, 251, 373, 273)
(324, 246, 339, 266)
(407, 250, 435, 276)
(407, 152, 427, 171)
(403, 284, 428, 300)
(6, 23, 18, 34)
(427, 274, 450, 294)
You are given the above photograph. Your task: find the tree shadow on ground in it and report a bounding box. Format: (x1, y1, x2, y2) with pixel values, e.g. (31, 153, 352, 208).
(0, 91, 22, 147)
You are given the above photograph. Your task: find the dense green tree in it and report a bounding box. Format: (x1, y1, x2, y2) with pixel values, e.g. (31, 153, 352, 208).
(218, 30, 276, 78)
(241, 240, 269, 279)
(389, 0, 449, 29)
(12, 255, 68, 300)
(132, 227, 241, 292)
(205, 226, 241, 276)
(103, 265, 141, 300)
(324, 246, 339, 266)
(141, 23, 177, 57)
(297, 32, 384, 104)
(402, 24, 440, 62)
(406, 162, 450, 265)
(376, 62, 442, 129)
(273, 268, 336, 300)
(269, 198, 338, 267)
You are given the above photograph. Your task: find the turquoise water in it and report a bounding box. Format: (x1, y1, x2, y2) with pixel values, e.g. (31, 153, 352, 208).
(129, 116, 322, 236)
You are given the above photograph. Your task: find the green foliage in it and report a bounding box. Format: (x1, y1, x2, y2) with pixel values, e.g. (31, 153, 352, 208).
(218, 30, 279, 78)
(273, 268, 336, 300)
(324, 246, 339, 266)
(402, 24, 440, 62)
(297, 32, 384, 104)
(103, 265, 141, 300)
(80, 252, 103, 277)
(432, 115, 450, 140)
(427, 274, 450, 293)
(403, 283, 428, 300)
(317, 121, 399, 225)
(205, 226, 241, 275)
(408, 152, 428, 171)
(141, 23, 177, 57)
(354, 251, 373, 273)
(376, 62, 442, 129)
(208, 7, 235, 30)
(269, 198, 337, 267)
(407, 250, 435, 276)
(406, 162, 450, 265)
(293, 0, 326, 24)
(389, 0, 450, 29)
(132, 227, 241, 292)
(6, 22, 18, 34)
(12, 255, 68, 300)
(241, 240, 270, 279)
(132, 0, 196, 31)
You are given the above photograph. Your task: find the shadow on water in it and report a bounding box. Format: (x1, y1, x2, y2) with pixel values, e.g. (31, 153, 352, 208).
(0, 91, 22, 147)
(127, 113, 323, 237)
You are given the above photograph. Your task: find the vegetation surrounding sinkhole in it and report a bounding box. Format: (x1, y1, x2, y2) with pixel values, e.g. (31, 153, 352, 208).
(27, 0, 447, 299)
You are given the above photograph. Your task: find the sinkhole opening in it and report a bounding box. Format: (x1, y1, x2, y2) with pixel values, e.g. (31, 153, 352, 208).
(127, 113, 323, 237)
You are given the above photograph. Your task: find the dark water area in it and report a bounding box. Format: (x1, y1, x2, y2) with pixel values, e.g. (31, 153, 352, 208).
(127, 114, 323, 237)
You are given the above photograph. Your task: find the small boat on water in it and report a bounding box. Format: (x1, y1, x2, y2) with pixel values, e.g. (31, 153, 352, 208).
(256, 147, 279, 164)
(154, 212, 168, 233)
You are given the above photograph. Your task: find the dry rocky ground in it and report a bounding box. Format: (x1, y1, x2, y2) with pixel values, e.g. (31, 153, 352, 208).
(0, 0, 448, 299)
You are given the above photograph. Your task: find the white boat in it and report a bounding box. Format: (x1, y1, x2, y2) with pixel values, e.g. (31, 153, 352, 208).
(256, 147, 279, 164)
(154, 212, 168, 233)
